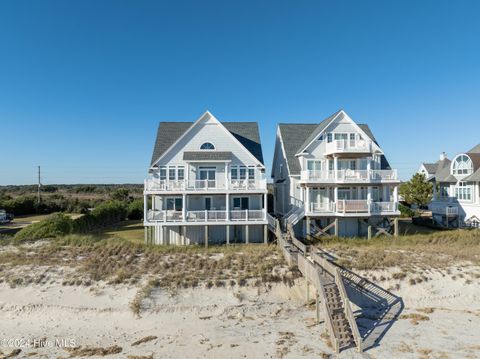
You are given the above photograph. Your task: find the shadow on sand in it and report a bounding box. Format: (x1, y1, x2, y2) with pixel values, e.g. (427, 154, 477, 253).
(341, 267, 404, 351)
(319, 249, 404, 351)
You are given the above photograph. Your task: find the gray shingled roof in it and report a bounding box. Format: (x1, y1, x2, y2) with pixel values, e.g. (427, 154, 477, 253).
(150, 121, 264, 166)
(278, 124, 318, 175)
(433, 158, 454, 182)
(183, 151, 232, 161)
(296, 110, 342, 154)
(278, 119, 390, 176)
(468, 143, 480, 153)
(423, 163, 439, 174)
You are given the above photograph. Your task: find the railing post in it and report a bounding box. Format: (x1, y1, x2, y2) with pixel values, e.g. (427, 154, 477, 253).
(245, 209, 248, 221)
(164, 210, 167, 223)
(204, 210, 208, 222)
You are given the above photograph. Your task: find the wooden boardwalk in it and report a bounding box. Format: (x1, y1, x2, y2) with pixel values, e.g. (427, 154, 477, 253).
(269, 215, 362, 353)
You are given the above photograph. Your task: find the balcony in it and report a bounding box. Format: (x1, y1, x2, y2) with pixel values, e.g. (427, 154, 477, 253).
(307, 200, 398, 216)
(300, 169, 398, 183)
(325, 139, 372, 155)
(146, 209, 267, 223)
(144, 178, 267, 192)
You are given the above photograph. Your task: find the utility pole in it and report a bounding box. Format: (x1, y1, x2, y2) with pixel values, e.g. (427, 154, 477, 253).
(37, 165, 41, 206)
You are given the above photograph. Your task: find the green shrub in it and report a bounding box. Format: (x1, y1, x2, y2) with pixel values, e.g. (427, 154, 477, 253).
(399, 203, 416, 218)
(0, 196, 37, 215)
(73, 201, 127, 233)
(14, 213, 74, 242)
(127, 199, 144, 220)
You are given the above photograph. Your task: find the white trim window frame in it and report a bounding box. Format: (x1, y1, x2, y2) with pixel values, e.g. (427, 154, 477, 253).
(452, 155, 473, 176)
(200, 142, 216, 150)
(454, 181, 472, 201)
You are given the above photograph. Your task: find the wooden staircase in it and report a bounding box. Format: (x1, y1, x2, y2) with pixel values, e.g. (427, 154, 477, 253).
(323, 282, 356, 350)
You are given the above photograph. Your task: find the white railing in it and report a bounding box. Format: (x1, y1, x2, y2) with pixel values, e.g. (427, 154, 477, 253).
(310, 202, 335, 213)
(145, 179, 186, 191)
(431, 206, 458, 216)
(337, 200, 370, 213)
(300, 169, 398, 182)
(370, 170, 397, 181)
(147, 210, 183, 222)
(188, 179, 218, 189)
(326, 139, 372, 154)
(300, 170, 335, 181)
(371, 201, 397, 213)
(229, 178, 267, 190)
(230, 209, 265, 221)
(336, 169, 369, 181)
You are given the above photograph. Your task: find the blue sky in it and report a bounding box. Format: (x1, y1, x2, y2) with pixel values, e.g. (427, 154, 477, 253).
(1, 0, 479, 185)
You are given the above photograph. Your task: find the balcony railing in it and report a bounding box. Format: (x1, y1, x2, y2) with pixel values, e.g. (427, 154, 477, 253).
(300, 169, 397, 182)
(308, 200, 398, 214)
(325, 139, 372, 154)
(147, 209, 266, 222)
(145, 178, 267, 191)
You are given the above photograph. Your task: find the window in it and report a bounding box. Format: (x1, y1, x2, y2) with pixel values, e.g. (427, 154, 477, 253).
(440, 185, 449, 197)
(327, 133, 333, 143)
(166, 197, 183, 211)
(239, 166, 246, 179)
(168, 168, 176, 180)
(307, 160, 322, 171)
(177, 167, 184, 180)
(248, 167, 255, 180)
(454, 182, 472, 201)
(231, 167, 238, 180)
(233, 197, 249, 210)
(200, 142, 215, 150)
(334, 133, 348, 141)
(349, 133, 355, 141)
(318, 134, 324, 141)
(452, 155, 473, 176)
(159, 166, 167, 180)
(350, 160, 356, 170)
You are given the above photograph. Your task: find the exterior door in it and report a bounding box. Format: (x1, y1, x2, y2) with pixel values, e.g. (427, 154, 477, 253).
(205, 197, 212, 210)
(199, 167, 216, 188)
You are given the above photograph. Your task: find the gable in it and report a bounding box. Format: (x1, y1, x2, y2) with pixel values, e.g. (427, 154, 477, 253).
(150, 112, 264, 167)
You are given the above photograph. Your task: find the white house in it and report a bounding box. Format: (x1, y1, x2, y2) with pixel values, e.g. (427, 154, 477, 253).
(428, 144, 480, 228)
(271, 110, 400, 237)
(144, 111, 268, 245)
(417, 152, 450, 181)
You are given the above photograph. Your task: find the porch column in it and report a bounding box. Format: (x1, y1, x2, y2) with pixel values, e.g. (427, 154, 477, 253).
(185, 163, 189, 189)
(367, 157, 371, 179)
(263, 192, 267, 219)
(225, 162, 229, 189)
(143, 194, 148, 223)
(226, 225, 230, 245)
(182, 194, 186, 221)
(333, 155, 338, 180)
(306, 217, 311, 241)
(334, 187, 338, 203)
(264, 224, 267, 244)
(226, 193, 230, 220)
(306, 186, 311, 212)
(182, 225, 187, 245)
(393, 185, 398, 210)
(204, 226, 208, 248)
(162, 225, 167, 245)
(432, 182, 437, 201)
(245, 225, 249, 244)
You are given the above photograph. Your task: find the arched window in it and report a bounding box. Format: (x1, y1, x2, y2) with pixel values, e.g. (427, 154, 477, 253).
(200, 142, 215, 150)
(452, 154, 473, 176)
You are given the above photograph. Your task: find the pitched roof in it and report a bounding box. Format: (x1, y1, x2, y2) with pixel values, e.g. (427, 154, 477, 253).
(467, 143, 480, 153)
(433, 158, 454, 182)
(423, 163, 439, 174)
(150, 121, 264, 166)
(278, 124, 318, 175)
(183, 151, 232, 161)
(277, 120, 389, 176)
(296, 110, 342, 154)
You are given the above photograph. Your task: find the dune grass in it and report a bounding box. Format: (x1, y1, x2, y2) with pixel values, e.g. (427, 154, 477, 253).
(314, 229, 480, 270)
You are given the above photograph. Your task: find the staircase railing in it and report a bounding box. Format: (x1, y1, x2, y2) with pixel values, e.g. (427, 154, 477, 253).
(334, 267, 363, 352)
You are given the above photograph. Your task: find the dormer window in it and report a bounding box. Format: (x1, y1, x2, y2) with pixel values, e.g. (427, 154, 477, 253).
(452, 154, 473, 176)
(200, 142, 215, 150)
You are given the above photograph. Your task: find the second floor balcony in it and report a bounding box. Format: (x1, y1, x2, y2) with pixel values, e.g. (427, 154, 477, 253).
(300, 169, 398, 183)
(325, 139, 372, 155)
(307, 200, 399, 216)
(146, 209, 266, 223)
(144, 178, 267, 192)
